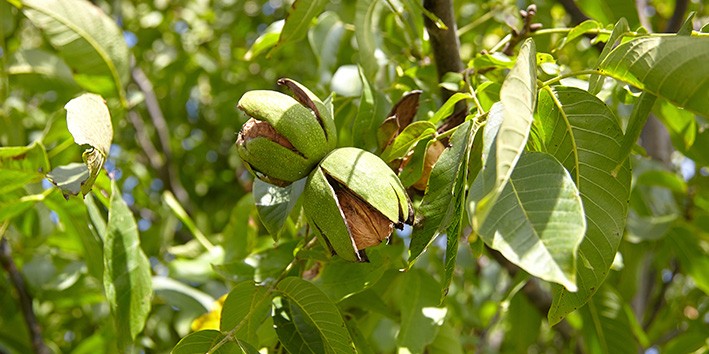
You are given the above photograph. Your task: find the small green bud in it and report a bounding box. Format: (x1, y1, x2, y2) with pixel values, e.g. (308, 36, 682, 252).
(236, 78, 336, 186)
(303, 147, 412, 262)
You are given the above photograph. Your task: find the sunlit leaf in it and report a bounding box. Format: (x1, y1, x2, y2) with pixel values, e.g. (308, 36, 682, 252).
(477, 152, 585, 291)
(245, 20, 283, 60)
(16, 0, 129, 100)
(380, 121, 436, 163)
(468, 38, 537, 230)
(47, 93, 113, 198)
(599, 36, 709, 116)
(104, 181, 152, 350)
(539, 87, 631, 324)
(275, 0, 328, 51)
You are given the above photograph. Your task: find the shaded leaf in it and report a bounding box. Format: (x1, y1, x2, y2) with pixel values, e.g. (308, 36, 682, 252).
(308, 12, 345, 75)
(478, 152, 585, 291)
(273, 297, 325, 354)
(276, 277, 356, 354)
(314, 247, 389, 301)
(220, 281, 273, 345)
(0, 142, 50, 194)
(589, 18, 629, 95)
(668, 226, 709, 294)
(17, 0, 129, 100)
(152, 276, 214, 314)
(599, 36, 709, 116)
(395, 270, 446, 353)
(580, 287, 637, 354)
(538, 87, 631, 324)
(172, 330, 258, 354)
(354, 0, 381, 80)
(46, 162, 89, 198)
(409, 120, 476, 264)
(104, 181, 152, 349)
(253, 178, 306, 239)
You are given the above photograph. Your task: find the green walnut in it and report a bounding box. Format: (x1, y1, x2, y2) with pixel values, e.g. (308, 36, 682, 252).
(236, 78, 337, 186)
(303, 147, 412, 262)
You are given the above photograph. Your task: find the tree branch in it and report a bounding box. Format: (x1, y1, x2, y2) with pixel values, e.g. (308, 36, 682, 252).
(131, 64, 190, 208)
(423, 0, 464, 103)
(0, 237, 51, 354)
(557, 0, 590, 25)
(665, 0, 689, 33)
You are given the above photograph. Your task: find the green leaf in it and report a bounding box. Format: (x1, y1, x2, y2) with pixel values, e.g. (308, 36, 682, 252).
(275, 0, 328, 51)
(471, 53, 513, 70)
(656, 100, 696, 151)
(273, 297, 326, 354)
(468, 38, 537, 231)
(613, 92, 656, 174)
(580, 287, 637, 354)
(308, 12, 345, 75)
(478, 152, 585, 291)
(395, 269, 446, 353)
(245, 20, 283, 60)
(354, 0, 381, 80)
(668, 226, 709, 294)
(0, 142, 50, 194)
(7, 48, 76, 84)
(104, 181, 152, 350)
(172, 330, 258, 354)
(17, 0, 129, 101)
(43, 191, 104, 279)
(152, 276, 214, 313)
(253, 178, 305, 239)
(429, 93, 471, 124)
(276, 277, 356, 354)
(538, 87, 631, 324)
(409, 120, 476, 264)
(220, 281, 273, 345)
(380, 121, 436, 163)
(599, 36, 709, 116)
(557, 20, 602, 51)
(589, 18, 629, 95)
(313, 247, 389, 302)
(45, 162, 89, 198)
(353, 67, 387, 151)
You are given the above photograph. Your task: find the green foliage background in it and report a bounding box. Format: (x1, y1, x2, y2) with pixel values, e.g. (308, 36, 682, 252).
(1, 0, 709, 353)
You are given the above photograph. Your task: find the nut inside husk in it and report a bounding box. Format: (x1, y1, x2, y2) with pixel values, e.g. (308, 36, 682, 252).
(236, 118, 295, 150)
(334, 184, 393, 250)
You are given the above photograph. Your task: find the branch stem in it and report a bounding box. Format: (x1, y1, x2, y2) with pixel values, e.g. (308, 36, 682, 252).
(0, 229, 51, 354)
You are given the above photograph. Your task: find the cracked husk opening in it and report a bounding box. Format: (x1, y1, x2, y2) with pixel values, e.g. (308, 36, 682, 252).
(237, 118, 294, 150)
(335, 186, 393, 250)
